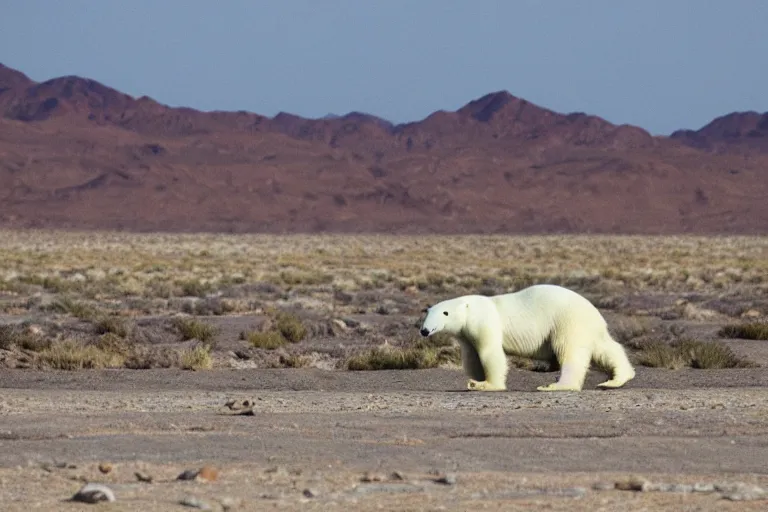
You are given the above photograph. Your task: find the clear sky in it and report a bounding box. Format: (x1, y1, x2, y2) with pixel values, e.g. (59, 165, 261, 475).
(1, 1, 766, 135)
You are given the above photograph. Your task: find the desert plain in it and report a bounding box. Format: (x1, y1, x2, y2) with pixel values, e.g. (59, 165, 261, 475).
(0, 231, 767, 511)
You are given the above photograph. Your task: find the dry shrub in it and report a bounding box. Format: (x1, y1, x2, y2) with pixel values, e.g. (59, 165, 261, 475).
(50, 297, 98, 321)
(611, 317, 652, 344)
(242, 330, 286, 350)
(718, 322, 768, 341)
(38, 339, 125, 370)
(277, 354, 311, 368)
(346, 345, 460, 371)
(245, 309, 308, 349)
(173, 318, 217, 344)
(274, 310, 308, 343)
(0, 324, 52, 352)
(636, 339, 756, 369)
(94, 316, 130, 338)
(180, 344, 213, 370)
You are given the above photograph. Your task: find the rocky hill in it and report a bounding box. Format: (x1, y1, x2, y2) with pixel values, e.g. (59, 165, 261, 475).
(1, 62, 766, 234)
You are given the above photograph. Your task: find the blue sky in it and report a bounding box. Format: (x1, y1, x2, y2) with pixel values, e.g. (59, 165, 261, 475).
(1, 1, 766, 135)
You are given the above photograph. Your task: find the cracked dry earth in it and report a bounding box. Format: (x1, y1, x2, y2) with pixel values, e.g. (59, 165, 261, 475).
(1, 367, 767, 511)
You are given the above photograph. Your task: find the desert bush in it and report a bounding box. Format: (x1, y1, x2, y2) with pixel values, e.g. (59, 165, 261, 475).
(94, 316, 130, 338)
(277, 354, 310, 368)
(49, 297, 98, 321)
(242, 330, 286, 350)
(346, 345, 460, 371)
(173, 318, 217, 344)
(0, 324, 51, 351)
(611, 317, 653, 344)
(718, 322, 768, 340)
(38, 340, 125, 370)
(635, 340, 690, 370)
(635, 339, 756, 369)
(180, 344, 213, 370)
(178, 279, 212, 298)
(274, 311, 308, 343)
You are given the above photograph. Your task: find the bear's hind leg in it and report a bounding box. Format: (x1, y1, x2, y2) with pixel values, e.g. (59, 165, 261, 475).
(594, 334, 636, 389)
(466, 341, 508, 391)
(537, 345, 590, 392)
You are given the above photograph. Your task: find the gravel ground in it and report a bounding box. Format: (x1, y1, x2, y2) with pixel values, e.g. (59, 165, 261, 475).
(1, 367, 767, 510)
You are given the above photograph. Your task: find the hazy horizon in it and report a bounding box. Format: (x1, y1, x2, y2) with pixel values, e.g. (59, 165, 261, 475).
(1, 0, 767, 135)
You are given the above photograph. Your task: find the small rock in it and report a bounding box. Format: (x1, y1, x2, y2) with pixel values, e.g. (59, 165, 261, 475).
(434, 473, 457, 486)
(692, 482, 715, 493)
(265, 466, 288, 477)
(196, 466, 219, 483)
(178, 469, 200, 481)
(219, 496, 238, 511)
(389, 471, 406, 481)
(135, 471, 153, 483)
(361, 471, 385, 482)
(180, 495, 212, 510)
(302, 488, 318, 498)
(717, 483, 766, 501)
(614, 476, 650, 491)
(72, 483, 116, 503)
(741, 309, 762, 319)
(98, 462, 113, 474)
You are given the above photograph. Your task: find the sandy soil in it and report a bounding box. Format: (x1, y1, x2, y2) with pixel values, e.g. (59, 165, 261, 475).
(1, 367, 767, 511)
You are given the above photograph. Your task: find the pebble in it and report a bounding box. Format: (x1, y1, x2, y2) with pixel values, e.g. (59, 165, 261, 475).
(135, 471, 154, 483)
(178, 469, 200, 481)
(196, 466, 219, 483)
(716, 483, 766, 501)
(71, 483, 116, 503)
(180, 495, 212, 510)
(434, 473, 457, 486)
(98, 462, 113, 474)
(303, 488, 319, 498)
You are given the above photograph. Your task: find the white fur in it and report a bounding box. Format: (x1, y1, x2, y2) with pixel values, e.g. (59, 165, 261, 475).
(419, 284, 635, 392)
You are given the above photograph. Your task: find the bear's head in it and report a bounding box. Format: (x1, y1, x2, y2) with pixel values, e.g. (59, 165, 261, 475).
(420, 297, 468, 337)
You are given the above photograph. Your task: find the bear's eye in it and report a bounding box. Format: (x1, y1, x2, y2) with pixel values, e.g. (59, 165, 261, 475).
(443, 311, 449, 316)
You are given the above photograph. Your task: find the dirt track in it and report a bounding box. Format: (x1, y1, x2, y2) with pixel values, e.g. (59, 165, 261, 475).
(1, 367, 767, 511)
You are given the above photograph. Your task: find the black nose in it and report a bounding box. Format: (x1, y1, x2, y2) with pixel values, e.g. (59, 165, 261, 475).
(420, 328, 430, 337)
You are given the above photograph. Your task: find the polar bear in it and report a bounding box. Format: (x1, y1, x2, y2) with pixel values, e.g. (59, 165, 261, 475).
(419, 284, 635, 392)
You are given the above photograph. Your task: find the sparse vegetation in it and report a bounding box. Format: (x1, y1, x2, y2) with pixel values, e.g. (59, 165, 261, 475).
(242, 330, 286, 350)
(0, 231, 766, 373)
(719, 322, 768, 340)
(635, 339, 756, 369)
(180, 344, 214, 370)
(173, 318, 217, 344)
(94, 316, 130, 338)
(37, 340, 126, 370)
(346, 344, 461, 371)
(273, 310, 308, 343)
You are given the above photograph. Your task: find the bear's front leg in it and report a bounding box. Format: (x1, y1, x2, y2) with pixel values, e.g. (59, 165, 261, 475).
(465, 341, 508, 391)
(467, 379, 506, 391)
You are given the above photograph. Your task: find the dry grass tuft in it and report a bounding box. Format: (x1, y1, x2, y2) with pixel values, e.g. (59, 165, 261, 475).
(173, 318, 217, 344)
(37, 340, 125, 370)
(94, 316, 130, 338)
(180, 344, 213, 370)
(242, 330, 286, 350)
(0, 324, 52, 352)
(636, 339, 756, 369)
(346, 344, 460, 371)
(273, 310, 308, 343)
(718, 322, 768, 341)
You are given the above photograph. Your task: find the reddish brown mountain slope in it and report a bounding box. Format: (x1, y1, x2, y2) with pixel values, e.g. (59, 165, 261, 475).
(1, 63, 766, 234)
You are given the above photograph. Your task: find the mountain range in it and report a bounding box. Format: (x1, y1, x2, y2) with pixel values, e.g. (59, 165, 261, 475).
(1, 62, 766, 234)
